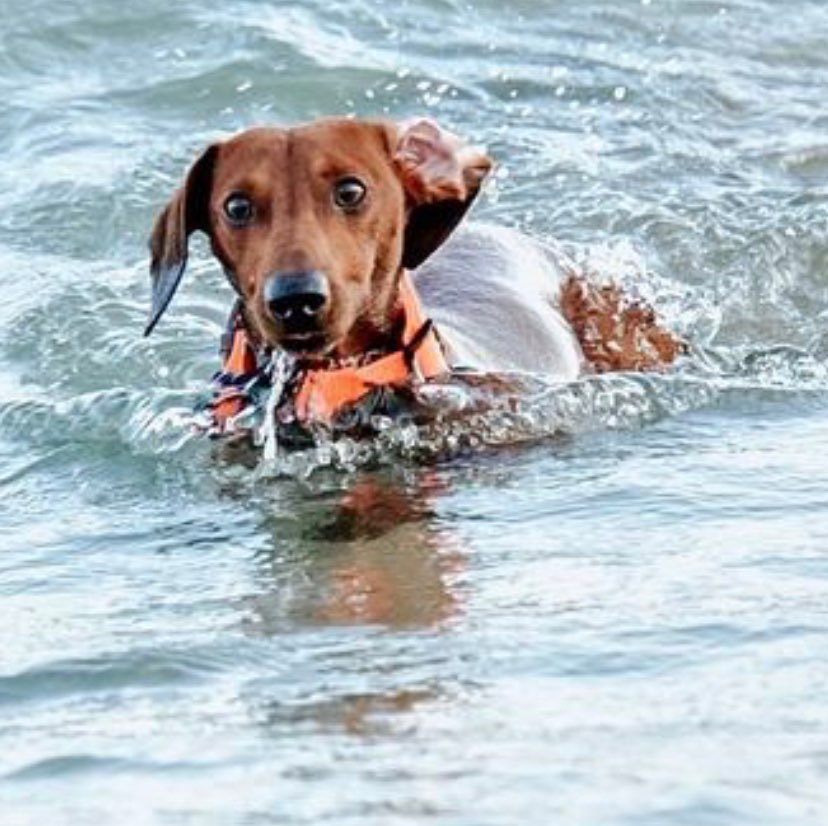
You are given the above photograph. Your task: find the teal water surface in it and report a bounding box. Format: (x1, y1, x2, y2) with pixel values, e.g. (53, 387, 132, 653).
(1, 1, 828, 824)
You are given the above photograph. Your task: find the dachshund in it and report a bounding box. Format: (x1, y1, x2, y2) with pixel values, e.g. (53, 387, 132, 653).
(147, 117, 683, 428)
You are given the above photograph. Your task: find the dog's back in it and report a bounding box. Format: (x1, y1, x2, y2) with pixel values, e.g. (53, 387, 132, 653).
(415, 223, 583, 377)
(418, 222, 685, 377)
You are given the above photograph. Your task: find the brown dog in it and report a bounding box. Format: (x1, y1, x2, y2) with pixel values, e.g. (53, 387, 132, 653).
(147, 117, 682, 423)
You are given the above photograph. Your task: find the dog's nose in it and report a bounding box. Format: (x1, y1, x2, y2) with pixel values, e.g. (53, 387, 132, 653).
(264, 270, 330, 330)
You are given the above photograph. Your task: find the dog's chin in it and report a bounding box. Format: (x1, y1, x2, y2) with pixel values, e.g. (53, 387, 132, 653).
(278, 332, 334, 357)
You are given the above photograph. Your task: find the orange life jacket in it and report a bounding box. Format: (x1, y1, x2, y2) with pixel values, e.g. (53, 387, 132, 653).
(210, 271, 448, 430)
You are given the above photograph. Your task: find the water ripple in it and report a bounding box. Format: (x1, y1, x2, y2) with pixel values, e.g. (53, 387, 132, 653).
(3, 1, 828, 823)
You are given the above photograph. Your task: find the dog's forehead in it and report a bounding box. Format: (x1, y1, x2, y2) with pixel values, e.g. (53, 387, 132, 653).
(292, 120, 397, 180)
(217, 120, 395, 178)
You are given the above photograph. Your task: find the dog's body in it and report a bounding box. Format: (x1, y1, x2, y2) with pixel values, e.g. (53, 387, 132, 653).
(414, 222, 583, 377)
(147, 117, 682, 428)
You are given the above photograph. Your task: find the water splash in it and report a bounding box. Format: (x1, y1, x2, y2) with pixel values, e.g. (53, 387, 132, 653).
(573, 239, 723, 346)
(258, 350, 298, 465)
(2, 335, 824, 480)
(246, 348, 828, 480)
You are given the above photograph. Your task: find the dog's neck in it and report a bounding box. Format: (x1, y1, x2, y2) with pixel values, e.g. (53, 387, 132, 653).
(327, 268, 409, 361)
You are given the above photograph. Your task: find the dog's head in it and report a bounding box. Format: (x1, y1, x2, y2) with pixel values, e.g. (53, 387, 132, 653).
(146, 118, 492, 357)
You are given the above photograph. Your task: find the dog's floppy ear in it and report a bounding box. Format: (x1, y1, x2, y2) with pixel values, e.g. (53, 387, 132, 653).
(145, 144, 218, 336)
(394, 118, 493, 270)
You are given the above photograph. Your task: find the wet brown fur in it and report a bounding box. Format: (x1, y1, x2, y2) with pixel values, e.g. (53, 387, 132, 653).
(560, 276, 686, 371)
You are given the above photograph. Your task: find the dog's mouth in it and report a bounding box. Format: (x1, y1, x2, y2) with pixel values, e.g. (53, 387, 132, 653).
(279, 332, 332, 356)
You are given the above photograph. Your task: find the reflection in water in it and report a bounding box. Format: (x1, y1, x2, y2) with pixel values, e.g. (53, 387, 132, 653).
(240, 469, 468, 737)
(258, 687, 441, 738)
(314, 473, 464, 627)
(246, 468, 466, 630)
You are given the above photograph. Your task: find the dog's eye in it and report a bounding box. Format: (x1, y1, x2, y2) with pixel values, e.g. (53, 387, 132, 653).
(333, 177, 367, 211)
(223, 194, 254, 226)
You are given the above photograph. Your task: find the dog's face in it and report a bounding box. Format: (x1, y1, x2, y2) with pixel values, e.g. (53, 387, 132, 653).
(147, 118, 492, 357)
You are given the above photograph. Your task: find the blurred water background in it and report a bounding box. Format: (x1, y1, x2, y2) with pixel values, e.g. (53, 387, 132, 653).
(1, 0, 828, 823)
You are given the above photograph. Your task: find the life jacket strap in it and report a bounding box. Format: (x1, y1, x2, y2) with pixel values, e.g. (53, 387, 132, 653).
(293, 272, 448, 422)
(210, 319, 259, 429)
